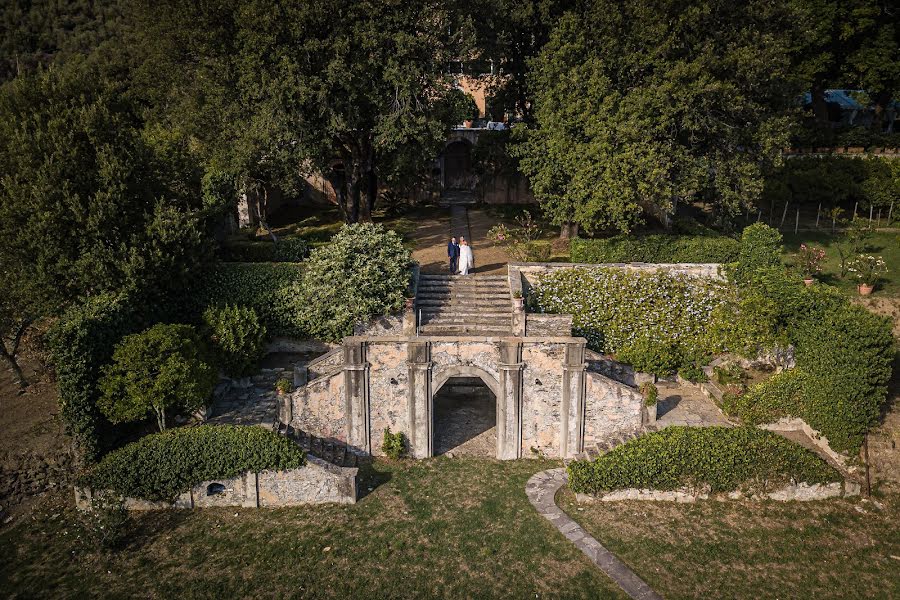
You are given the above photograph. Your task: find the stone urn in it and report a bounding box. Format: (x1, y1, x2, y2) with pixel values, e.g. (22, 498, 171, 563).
(512, 297, 525, 312)
(858, 283, 874, 296)
(803, 277, 814, 287)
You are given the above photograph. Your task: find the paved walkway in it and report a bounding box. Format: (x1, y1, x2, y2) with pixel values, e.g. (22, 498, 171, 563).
(655, 381, 732, 428)
(526, 469, 663, 600)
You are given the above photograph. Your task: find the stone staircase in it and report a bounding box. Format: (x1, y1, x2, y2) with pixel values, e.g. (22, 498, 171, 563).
(416, 274, 514, 336)
(274, 422, 359, 468)
(569, 425, 660, 463)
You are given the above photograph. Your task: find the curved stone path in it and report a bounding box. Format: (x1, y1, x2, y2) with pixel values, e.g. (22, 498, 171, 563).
(525, 469, 663, 600)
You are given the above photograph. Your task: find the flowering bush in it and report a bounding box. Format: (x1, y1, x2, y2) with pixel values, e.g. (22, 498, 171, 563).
(531, 267, 724, 374)
(847, 254, 888, 286)
(487, 211, 546, 261)
(797, 244, 826, 277)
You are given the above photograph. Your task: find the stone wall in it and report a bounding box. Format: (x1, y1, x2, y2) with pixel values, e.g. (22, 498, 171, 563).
(583, 371, 645, 446)
(525, 314, 573, 337)
(75, 456, 358, 511)
(577, 479, 859, 503)
(287, 334, 648, 460)
(307, 348, 343, 381)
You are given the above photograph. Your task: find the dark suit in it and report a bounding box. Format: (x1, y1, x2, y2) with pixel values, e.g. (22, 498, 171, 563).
(448, 241, 460, 274)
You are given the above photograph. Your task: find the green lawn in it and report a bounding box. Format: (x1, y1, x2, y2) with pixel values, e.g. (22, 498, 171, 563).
(0, 459, 625, 599)
(782, 230, 900, 296)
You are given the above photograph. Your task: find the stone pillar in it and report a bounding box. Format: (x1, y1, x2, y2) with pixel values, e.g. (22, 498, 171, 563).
(343, 340, 370, 454)
(497, 340, 524, 460)
(561, 341, 587, 458)
(406, 340, 432, 458)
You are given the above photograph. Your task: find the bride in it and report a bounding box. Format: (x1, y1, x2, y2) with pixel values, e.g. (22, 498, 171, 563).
(458, 238, 474, 275)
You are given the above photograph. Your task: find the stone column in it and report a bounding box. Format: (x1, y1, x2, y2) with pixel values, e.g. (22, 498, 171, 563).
(497, 340, 524, 460)
(561, 341, 587, 458)
(406, 340, 432, 458)
(343, 340, 370, 454)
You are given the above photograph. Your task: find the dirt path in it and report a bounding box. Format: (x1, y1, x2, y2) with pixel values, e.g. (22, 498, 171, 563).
(411, 205, 510, 275)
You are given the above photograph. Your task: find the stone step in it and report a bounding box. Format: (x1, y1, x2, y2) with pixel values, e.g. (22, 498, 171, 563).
(416, 293, 512, 303)
(417, 324, 513, 335)
(416, 298, 511, 308)
(419, 310, 512, 319)
(420, 274, 507, 281)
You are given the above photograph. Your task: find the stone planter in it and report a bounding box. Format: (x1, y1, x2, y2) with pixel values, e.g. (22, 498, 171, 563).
(512, 297, 525, 312)
(803, 277, 814, 287)
(858, 283, 874, 296)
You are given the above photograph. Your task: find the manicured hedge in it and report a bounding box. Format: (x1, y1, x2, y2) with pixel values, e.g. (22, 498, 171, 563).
(218, 237, 309, 263)
(195, 263, 306, 337)
(82, 425, 306, 501)
(532, 267, 723, 374)
(567, 426, 840, 495)
(47, 292, 146, 460)
(570, 234, 740, 264)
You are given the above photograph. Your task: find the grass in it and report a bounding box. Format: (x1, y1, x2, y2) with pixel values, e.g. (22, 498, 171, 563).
(0, 459, 626, 599)
(559, 488, 900, 600)
(781, 230, 900, 296)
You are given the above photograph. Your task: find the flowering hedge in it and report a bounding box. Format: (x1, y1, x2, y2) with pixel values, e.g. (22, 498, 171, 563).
(570, 234, 740, 264)
(568, 426, 840, 495)
(531, 267, 723, 374)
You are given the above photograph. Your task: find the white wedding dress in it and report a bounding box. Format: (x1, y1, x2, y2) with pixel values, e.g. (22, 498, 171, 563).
(458, 244, 474, 275)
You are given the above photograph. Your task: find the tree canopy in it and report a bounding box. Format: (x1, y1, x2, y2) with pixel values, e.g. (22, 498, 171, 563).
(517, 0, 799, 234)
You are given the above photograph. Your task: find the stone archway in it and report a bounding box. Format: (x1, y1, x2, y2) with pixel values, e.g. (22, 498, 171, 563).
(432, 366, 501, 457)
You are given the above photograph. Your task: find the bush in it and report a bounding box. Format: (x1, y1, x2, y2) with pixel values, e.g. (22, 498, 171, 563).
(194, 263, 306, 337)
(46, 292, 144, 460)
(532, 267, 723, 372)
(296, 223, 411, 341)
(729, 223, 783, 283)
(570, 234, 740, 264)
(98, 324, 217, 432)
(721, 369, 805, 425)
(567, 426, 840, 496)
(219, 237, 310, 263)
(202, 305, 267, 376)
(83, 425, 305, 501)
(638, 382, 658, 406)
(382, 428, 406, 460)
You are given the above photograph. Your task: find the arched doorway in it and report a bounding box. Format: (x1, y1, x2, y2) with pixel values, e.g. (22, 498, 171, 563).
(432, 369, 498, 457)
(443, 140, 473, 190)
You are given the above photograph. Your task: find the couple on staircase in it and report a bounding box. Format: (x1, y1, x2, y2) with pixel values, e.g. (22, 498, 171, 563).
(447, 236, 474, 275)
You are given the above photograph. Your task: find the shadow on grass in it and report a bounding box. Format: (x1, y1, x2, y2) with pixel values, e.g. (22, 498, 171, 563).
(355, 457, 394, 500)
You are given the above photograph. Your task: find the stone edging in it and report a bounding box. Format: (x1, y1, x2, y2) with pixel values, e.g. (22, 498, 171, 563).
(525, 469, 663, 600)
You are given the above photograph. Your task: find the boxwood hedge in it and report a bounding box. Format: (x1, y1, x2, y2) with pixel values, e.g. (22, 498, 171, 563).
(218, 237, 309, 263)
(571, 234, 740, 264)
(82, 425, 306, 501)
(567, 426, 840, 495)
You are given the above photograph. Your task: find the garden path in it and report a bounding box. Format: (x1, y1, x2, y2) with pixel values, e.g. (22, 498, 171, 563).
(655, 381, 732, 428)
(526, 468, 664, 600)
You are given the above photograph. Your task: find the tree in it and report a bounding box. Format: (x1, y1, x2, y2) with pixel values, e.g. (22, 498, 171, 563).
(139, 0, 469, 224)
(98, 324, 217, 431)
(517, 0, 797, 235)
(0, 61, 213, 381)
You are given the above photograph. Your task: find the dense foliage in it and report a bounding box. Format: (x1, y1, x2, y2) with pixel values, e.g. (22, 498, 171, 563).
(382, 428, 406, 460)
(729, 223, 784, 284)
(98, 324, 217, 432)
(532, 267, 722, 375)
(517, 0, 797, 233)
(83, 425, 306, 501)
(219, 238, 310, 263)
(295, 224, 411, 341)
(202, 305, 267, 377)
(568, 426, 840, 495)
(715, 267, 894, 453)
(195, 263, 305, 337)
(571, 235, 739, 264)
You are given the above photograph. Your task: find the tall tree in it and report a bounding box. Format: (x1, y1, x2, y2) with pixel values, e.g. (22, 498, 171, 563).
(139, 0, 468, 223)
(517, 0, 797, 235)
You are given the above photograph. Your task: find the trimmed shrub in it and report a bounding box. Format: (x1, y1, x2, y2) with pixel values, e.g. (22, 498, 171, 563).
(219, 237, 309, 263)
(46, 292, 144, 460)
(82, 425, 306, 501)
(194, 263, 306, 337)
(202, 305, 267, 376)
(382, 428, 406, 460)
(296, 223, 411, 341)
(570, 234, 740, 264)
(532, 267, 723, 373)
(729, 223, 783, 283)
(721, 369, 805, 425)
(567, 426, 840, 496)
(98, 324, 217, 432)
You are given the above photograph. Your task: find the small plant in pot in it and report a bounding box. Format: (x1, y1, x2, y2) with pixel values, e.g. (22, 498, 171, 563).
(274, 378, 293, 396)
(638, 381, 659, 406)
(798, 244, 825, 286)
(847, 254, 887, 295)
(512, 290, 524, 311)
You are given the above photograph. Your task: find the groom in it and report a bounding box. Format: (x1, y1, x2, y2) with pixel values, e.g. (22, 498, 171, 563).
(447, 236, 460, 274)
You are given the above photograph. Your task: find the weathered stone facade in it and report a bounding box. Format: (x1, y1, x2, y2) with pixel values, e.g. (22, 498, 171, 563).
(284, 334, 645, 460)
(75, 456, 358, 510)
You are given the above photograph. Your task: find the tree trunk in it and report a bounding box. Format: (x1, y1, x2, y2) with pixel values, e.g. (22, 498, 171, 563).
(0, 318, 31, 390)
(359, 141, 376, 223)
(559, 221, 579, 239)
(870, 90, 891, 132)
(155, 407, 166, 431)
(811, 83, 829, 125)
